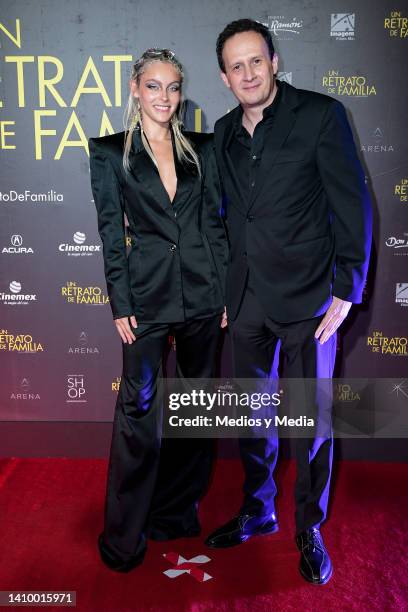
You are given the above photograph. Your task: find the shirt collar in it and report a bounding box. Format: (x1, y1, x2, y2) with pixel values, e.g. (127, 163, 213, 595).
(233, 84, 282, 135)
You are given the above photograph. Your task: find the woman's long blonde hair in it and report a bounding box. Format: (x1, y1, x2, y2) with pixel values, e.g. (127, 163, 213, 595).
(123, 48, 201, 177)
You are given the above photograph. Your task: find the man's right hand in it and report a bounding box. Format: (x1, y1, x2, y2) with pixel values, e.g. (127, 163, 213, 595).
(114, 315, 137, 344)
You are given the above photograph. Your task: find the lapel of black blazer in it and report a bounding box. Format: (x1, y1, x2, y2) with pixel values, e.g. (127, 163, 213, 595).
(247, 81, 300, 212)
(128, 128, 196, 222)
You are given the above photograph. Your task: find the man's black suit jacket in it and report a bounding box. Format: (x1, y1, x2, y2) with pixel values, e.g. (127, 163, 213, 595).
(89, 130, 227, 323)
(214, 80, 372, 323)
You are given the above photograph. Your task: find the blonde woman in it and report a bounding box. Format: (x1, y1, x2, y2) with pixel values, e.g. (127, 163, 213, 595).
(89, 48, 227, 572)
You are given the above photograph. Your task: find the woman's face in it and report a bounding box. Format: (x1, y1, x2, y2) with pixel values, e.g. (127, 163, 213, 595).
(131, 61, 182, 128)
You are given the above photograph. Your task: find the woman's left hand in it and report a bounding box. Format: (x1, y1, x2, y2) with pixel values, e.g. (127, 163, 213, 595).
(221, 307, 228, 328)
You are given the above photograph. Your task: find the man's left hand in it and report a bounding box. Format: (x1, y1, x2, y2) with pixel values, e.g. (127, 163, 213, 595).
(314, 296, 352, 344)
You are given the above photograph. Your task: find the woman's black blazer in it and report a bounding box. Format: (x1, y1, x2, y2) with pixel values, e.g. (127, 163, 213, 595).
(88, 129, 228, 323)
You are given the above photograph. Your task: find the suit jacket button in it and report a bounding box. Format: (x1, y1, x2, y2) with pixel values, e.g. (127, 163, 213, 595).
(169, 243, 177, 252)
(247, 215, 254, 222)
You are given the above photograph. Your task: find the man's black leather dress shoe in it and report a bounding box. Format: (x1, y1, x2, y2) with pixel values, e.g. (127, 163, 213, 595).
(295, 527, 333, 585)
(205, 513, 279, 548)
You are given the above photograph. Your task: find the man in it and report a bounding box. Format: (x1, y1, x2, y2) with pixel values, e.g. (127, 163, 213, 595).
(205, 18, 372, 585)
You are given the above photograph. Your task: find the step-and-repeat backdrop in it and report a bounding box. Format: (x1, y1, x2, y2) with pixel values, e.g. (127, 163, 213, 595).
(0, 2, 407, 424)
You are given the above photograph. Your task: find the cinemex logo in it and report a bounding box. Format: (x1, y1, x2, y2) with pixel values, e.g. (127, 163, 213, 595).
(385, 234, 408, 255)
(68, 331, 100, 355)
(0, 190, 63, 204)
(396, 283, 408, 307)
(360, 128, 394, 154)
(263, 15, 303, 40)
(330, 13, 355, 40)
(59, 231, 101, 256)
(0, 281, 37, 305)
(2, 234, 34, 255)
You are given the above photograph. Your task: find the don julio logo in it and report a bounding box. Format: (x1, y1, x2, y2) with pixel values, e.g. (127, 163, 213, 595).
(330, 14, 355, 40)
(61, 281, 109, 305)
(384, 11, 408, 37)
(396, 283, 408, 307)
(385, 233, 408, 254)
(0, 281, 37, 305)
(322, 70, 376, 97)
(0, 329, 44, 353)
(2, 234, 34, 254)
(59, 231, 101, 256)
(367, 331, 408, 356)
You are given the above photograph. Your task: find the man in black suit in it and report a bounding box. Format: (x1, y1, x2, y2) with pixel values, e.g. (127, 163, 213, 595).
(204, 19, 372, 585)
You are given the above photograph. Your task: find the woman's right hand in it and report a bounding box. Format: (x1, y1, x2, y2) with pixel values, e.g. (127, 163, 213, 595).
(114, 315, 138, 344)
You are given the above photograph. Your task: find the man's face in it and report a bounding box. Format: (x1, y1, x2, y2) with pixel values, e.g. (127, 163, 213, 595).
(220, 31, 278, 108)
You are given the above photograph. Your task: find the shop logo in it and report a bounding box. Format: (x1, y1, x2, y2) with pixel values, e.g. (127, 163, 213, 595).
(330, 14, 355, 40)
(396, 283, 408, 307)
(66, 374, 87, 403)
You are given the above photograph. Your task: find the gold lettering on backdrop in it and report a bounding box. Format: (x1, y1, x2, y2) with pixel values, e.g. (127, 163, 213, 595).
(70, 57, 112, 107)
(99, 111, 115, 136)
(34, 110, 57, 159)
(0, 19, 21, 48)
(102, 55, 132, 106)
(38, 57, 66, 107)
(55, 111, 88, 159)
(5, 56, 35, 107)
(0, 121, 16, 149)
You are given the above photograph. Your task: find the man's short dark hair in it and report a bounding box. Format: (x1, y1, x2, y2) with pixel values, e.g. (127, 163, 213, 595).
(216, 18, 275, 73)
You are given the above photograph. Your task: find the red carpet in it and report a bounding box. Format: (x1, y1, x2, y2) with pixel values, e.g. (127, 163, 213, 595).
(0, 457, 407, 611)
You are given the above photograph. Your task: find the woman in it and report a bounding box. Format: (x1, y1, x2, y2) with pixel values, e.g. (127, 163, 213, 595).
(88, 48, 228, 572)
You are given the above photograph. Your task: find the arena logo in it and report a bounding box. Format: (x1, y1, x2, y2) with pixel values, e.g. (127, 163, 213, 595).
(396, 283, 408, 307)
(66, 374, 87, 403)
(2, 234, 34, 255)
(59, 231, 101, 256)
(61, 281, 109, 305)
(0, 281, 37, 305)
(262, 15, 303, 40)
(322, 70, 376, 97)
(394, 179, 408, 202)
(112, 376, 121, 393)
(10, 378, 41, 401)
(360, 128, 394, 154)
(0, 190, 63, 204)
(0, 329, 44, 353)
(385, 234, 408, 254)
(367, 331, 408, 356)
(278, 71, 292, 85)
(334, 383, 361, 402)
(68, 331, 100, 355)
(384, 11, 408, 37)
(330, 14, 355, 41)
